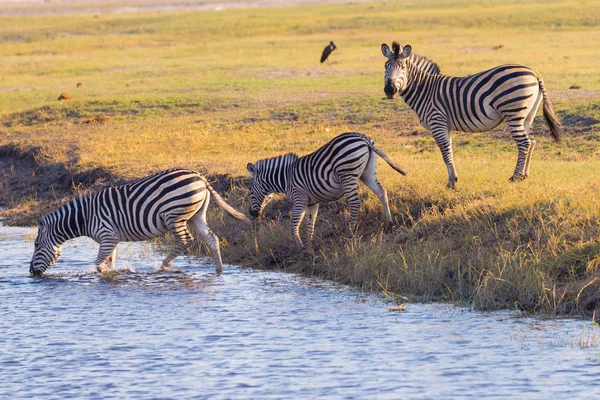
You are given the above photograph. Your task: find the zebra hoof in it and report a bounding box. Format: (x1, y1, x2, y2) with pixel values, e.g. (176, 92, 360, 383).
(446, 176, 458, 189)
(508, 175, 526, 182)
(383, 221, 394, 232)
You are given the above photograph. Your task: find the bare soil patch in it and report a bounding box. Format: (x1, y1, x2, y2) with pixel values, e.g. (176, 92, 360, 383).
(0, 144, 122, 225)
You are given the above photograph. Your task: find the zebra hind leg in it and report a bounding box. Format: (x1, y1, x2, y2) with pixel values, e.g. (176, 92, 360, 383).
(523, 138, 536, 177)
(522, 88, 542, 178)
(507, 96, 540, 182)
(161, 220, 194, 271)
(509, 134, 533, 182)
(360, 154, 392, 225)
(188, 212, 223, 274)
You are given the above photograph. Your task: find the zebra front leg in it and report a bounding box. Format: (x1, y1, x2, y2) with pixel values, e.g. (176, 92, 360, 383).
(431, 126, 458, 188)
(107, 247, 117, 269)
(509, 134, 533, 182)
(161, 221, 194, 271)
(188, 212, 223, 274)
(95, 240, 119, 273)
(290, 194, 309, 249)
(304, 204, 320, 249)
(341, 176, 361, 235)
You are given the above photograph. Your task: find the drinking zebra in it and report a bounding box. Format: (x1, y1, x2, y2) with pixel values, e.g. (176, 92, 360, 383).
(30, 169, 249, 276)
(247, 132, 406, 248)
(381, 41, 563, 188)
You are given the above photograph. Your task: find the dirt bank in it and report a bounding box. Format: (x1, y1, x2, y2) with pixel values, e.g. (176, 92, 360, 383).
(0, 143, 247, 226)
(0, 144, 122, 225)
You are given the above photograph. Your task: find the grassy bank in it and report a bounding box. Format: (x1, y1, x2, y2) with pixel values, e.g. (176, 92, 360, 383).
(1, 0, 599, 317)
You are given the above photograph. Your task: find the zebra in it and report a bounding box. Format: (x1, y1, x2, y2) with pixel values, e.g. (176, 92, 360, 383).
(246, 132, 406, 248)
(381, 41, 563, 188)
(30, 168, 249, 276)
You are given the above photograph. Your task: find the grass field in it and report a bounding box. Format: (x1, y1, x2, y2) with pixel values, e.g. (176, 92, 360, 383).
(1, 0, 599, 318)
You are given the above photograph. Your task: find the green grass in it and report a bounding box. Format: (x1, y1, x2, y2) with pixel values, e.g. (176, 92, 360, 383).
(0, 0, 599, 318)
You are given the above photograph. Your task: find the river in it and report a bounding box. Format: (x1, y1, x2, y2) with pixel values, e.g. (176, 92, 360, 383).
(1, 224, 599, 399)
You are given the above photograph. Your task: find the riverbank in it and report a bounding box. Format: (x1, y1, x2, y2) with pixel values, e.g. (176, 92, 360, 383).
(3, 226, 598, 398)
(2, 134, 600, 319)
(1, 0, 599, 318)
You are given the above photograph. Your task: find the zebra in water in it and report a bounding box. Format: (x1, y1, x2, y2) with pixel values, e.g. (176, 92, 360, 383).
(247, 132, 406, 248)
(30, 168, 249, 276)
(381, 41, 563, 188)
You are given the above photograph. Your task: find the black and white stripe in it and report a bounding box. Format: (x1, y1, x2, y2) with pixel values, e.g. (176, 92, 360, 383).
(247, 132, 406, 248)
(30, 168, 248, 276)
(382, 41, 563, 188)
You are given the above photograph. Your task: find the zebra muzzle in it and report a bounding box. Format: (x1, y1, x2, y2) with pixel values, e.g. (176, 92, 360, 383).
(29, 264, 44, 277)
(384, 84, 397, 99)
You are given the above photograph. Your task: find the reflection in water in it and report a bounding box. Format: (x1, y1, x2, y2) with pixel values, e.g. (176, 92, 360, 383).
(1, 224, 599, 399)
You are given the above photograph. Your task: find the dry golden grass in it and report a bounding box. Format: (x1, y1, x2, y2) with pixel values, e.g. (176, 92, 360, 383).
(0, 0, 599, 317)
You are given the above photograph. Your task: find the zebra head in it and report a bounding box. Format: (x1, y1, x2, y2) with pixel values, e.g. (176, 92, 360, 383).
(381, 42, 412, 99)
(30, 217, 62, 276)
(246, 162, 275, 218)
(246, 154, 297, 218)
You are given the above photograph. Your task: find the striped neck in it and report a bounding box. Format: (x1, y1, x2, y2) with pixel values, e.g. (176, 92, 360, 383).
(408, 53, 440, 75)
(399, 60, 433, 113)
(255, 153, 298, 193)
(42, 197, 88, 244)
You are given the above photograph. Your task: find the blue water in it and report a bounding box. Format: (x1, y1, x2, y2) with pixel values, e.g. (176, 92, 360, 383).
(1, 224, 599, 399)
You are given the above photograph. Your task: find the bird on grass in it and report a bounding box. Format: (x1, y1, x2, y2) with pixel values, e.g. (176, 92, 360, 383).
(320, 41, 337, 63)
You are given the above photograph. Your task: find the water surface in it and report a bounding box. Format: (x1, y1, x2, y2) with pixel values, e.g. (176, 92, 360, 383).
(1, 225, 599, 399)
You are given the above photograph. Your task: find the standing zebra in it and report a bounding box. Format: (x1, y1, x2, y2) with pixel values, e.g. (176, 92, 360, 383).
(247, 132, 406, 248)
(30, 169, 249, 276)
(381, 41, 563, 188)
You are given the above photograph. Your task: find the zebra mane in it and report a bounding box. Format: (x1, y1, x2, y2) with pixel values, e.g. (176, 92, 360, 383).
(390, 41, 440, 75)
(408, 53, 441, 75)
(255, 153, 299, 169)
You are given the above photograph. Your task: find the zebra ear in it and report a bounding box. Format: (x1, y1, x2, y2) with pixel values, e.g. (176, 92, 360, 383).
(399, 44, 412, 59)
(381, 43, 393, 58)
(36, 217, 43, 227)
(247, 163, 256, 176)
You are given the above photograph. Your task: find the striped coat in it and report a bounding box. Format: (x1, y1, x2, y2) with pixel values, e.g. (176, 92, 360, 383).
(247, 132, 406, 248)
(382, 41, 563, 188)
(30, 169, 248, 276)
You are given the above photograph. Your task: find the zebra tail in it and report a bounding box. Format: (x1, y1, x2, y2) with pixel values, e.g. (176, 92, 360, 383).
(538, 75, 564, 143)
(201, 177, 251, 223)
(370, 145, 407, 176)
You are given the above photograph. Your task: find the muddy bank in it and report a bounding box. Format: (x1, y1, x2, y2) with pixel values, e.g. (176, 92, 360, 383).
(0, 143, 245, 226)
(2, 141, 599, 321)
(0, 144, 122, 225)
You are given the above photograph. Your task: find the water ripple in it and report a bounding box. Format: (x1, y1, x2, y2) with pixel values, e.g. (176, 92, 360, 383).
(1, 226, 599, 398)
